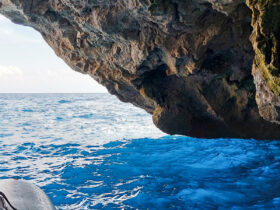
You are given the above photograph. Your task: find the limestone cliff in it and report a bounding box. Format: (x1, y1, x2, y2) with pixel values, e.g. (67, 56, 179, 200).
(1, 0, 280, 139)
(247, 0, 280, 125)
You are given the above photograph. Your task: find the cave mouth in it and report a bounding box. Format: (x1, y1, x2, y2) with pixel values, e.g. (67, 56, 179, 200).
(0, 14, 106, 94)
(1, 1, 280, 139)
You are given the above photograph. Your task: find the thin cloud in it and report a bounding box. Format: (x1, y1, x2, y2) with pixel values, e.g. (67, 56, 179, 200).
(0, 14, 41, 44)
(0, 28, 42, 44)
(0, 15, 107, 93)
(0, 65, 23, 78)
(0, 14, 9, 24)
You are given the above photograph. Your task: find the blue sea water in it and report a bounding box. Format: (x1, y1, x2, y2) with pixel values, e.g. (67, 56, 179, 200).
(0, 93, 280, 209)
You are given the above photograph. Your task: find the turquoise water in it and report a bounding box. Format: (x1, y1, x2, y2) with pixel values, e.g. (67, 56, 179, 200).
(0, 94, 280, 209)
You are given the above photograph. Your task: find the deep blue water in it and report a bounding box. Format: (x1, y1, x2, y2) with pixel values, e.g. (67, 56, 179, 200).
(0, 93, 280, 209)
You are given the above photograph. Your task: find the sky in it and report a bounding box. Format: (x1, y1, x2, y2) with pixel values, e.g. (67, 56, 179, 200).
(0, 14, 107, 93)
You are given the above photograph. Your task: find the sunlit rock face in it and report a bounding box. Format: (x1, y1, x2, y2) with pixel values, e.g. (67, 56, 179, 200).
(1, 0, 280, 139)
(246, 0, 280, 125)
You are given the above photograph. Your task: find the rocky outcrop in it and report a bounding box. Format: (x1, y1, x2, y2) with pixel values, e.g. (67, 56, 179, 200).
(1, 0, 280, 139)
(247, 0, 280, 125)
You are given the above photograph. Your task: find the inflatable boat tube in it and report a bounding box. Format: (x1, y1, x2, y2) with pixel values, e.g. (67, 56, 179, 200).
(0, 179, 56, 210)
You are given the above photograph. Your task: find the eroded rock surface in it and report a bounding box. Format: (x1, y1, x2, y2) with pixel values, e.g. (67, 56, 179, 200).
(247, 0, 280, 125)
(1, 0, 280, 139)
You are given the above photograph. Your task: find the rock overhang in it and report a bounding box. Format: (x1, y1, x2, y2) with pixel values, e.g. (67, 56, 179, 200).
(1, 0, 280, 139)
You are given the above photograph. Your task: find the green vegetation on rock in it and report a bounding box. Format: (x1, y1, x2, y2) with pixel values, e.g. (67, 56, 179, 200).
(247, 0, 280, 95)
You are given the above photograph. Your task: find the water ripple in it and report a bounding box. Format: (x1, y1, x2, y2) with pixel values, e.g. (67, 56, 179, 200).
(0, 94, 279, 209)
